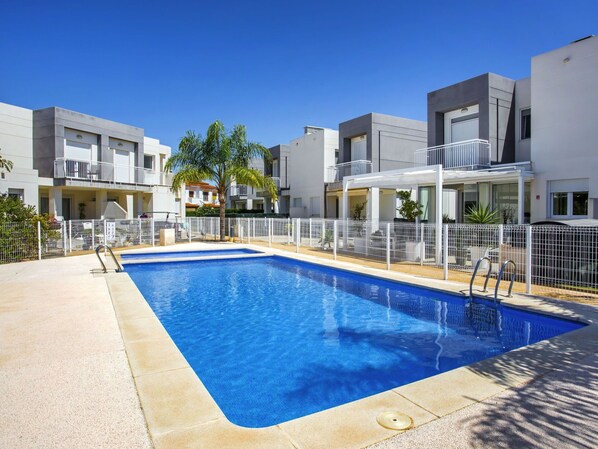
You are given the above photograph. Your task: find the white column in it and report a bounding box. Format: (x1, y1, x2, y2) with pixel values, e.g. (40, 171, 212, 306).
(435, 166, 443, 265)
(386, 223, 391, 270)
(342, 180, 350, 249)
(125, 194, 134, 219)
(518, 171, 525, 224)
(135, 193, 144, 218)
(443, 224, 449, 280)
(367, 187, 380, 232)
(49, 187, 63, 219)
(96, 189, 107, 219)
(526, 225, 532, 294)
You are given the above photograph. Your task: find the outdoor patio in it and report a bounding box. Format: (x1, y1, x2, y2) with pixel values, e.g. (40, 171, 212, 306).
(1, 243, 596, 448)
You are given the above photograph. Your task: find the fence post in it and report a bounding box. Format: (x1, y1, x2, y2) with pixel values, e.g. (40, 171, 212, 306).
(332, 220, 338, 260)
(63, 221, 67, 256)
(309, 218, 313, 247)
(92, 219, 95, 248)
(287, 218, 291, 245)
(103, 220, 107, 254)
(37, 220, 42, 261)
(296, 218, 300, 253)
(498, 224, 504, 246)
(420, 222, 425, 266)
(68, 220, 72, 253)
(252, 218, 255, 242)
(268, 218, 272, 247)
(526, 225, 532, 294)
(188, 218, 192, 243)
(386, 223, 390, 271)
(151, 217, 155, 247)
(443, 224, 449, 280)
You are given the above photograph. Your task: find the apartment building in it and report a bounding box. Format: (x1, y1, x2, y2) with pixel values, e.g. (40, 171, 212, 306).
(341, 36, 598, 227)
(0, 102, 178, 220)
(326, 113, 427, 220)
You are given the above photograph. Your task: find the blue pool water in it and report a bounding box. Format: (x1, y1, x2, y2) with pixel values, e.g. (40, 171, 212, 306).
(125, 256, 584, 428)
(121, 248, 260, 260)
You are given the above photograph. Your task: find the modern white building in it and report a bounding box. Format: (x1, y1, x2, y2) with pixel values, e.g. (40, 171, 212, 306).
(0, 102, 178, 220)
(288, 126, 338, 218)
(341, 36, 598, 227)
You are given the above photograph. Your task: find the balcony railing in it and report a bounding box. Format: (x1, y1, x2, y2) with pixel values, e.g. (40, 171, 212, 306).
(327, 160, 373, 182)
(414, 139, 491, 170)
(256, 177, 281, 196)
(229, 185, 248, 197)
(54, 158, 169, 186)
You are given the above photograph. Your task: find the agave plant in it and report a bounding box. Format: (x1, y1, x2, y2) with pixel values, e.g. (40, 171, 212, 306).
(464, 204, 500, 224)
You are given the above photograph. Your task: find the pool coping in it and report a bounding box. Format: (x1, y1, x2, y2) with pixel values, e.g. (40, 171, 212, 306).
(106, 243, 598, 449)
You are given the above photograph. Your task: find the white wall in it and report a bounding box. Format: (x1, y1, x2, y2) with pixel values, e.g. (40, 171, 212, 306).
(0, 102, 39, 208)
(288, 127, 338, 218)
(530, 36, 598, 220)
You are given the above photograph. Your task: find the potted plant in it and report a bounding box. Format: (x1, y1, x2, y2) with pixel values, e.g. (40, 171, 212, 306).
(396, 190, 424, 261)
(465, 204, 499, 269)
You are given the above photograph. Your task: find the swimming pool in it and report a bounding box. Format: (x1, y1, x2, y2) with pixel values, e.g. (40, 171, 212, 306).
(121, 248, 260, 260)
(125, 255, 585, 428)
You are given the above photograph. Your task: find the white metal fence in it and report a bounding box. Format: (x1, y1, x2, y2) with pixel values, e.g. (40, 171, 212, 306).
(2, 216, 597, 297)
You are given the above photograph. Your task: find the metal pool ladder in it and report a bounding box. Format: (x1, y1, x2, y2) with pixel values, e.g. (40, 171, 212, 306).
(469, 257, 517, 305)
(469, 256, 492, 298)
(494, 260, 516, 305)
(95, 245, 123, 273)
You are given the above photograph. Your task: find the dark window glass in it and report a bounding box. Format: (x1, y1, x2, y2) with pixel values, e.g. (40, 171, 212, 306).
(144, 155, 154, 170)
(552, 192, 568, 215)
(572, 192, 588, 215)
(521, 108, 531, 140)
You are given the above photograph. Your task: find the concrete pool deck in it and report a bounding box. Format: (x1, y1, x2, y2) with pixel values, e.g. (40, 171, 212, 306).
(1, 242, 597, 448)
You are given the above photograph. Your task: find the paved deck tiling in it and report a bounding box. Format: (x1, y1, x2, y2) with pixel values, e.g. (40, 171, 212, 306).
(1, 242, 597, 449)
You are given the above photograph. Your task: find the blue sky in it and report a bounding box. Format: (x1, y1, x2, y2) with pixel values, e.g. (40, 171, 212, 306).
(1, 1, 597, 150)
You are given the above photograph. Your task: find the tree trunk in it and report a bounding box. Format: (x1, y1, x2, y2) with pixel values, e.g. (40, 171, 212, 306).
(219, 191, 226, 241)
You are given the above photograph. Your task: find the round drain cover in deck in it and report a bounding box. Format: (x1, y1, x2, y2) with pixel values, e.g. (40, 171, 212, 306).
(376, 411, 413, 430)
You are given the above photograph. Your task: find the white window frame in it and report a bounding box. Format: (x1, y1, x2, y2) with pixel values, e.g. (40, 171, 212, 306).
(550, 191, 588, 218)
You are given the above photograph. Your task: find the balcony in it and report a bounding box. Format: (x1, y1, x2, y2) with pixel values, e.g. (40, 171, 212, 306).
(414, 139, 491, 170)
(54, 158, 169, 186)
(256, 177, 281, 196)
(229, 185, 248, 198)
(327, 160, 373, 183)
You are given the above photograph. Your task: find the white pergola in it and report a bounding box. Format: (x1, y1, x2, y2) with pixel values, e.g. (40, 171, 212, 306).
(341, 164, 534, 263)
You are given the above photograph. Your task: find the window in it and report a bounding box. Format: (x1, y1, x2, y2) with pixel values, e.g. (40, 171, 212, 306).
(521, 108, 531, 140)
(8, 188, 24, 201)
(292, 198, 303, 208)
(144, 155, 154, 170)
(203, 192, 209, 201)
(551, 191, 588, 217)
(549, 179, 589, 218)
(188, 190, 194, 198)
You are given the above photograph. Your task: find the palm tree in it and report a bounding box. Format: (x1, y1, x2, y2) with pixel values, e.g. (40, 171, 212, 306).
(165, 120, 277, 241)
(0, 148, 13, 172)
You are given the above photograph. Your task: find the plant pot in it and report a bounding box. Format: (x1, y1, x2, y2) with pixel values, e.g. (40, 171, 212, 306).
(405, 241, 425, 262)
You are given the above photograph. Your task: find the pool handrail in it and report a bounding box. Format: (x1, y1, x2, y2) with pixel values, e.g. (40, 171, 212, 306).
(494, 259, 516, 304)
(95, 245, 123, 273)
(469, 256, 493, 299)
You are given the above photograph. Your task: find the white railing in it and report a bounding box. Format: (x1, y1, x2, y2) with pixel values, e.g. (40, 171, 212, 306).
(3, 216, 596, 299)
(229, 185, 248, 197)
(327, 160, 372, 182)
(186, 197, 203, 206)
(54, 158, 168, 186)
(414, 139, 491, 170)
(256, 177, 281, 196)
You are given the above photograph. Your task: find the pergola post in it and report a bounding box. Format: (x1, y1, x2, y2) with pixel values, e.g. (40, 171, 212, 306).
(342, 179, 350, 249)
(435, 166, 443, 265)
(517, 171, 525, 224)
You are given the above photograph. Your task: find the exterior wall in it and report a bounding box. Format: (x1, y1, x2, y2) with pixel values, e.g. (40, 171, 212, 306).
(33, 107, 145, 180)
(427, 73, 516, 164)
(339, 113, 427, 172)
(288, 127, 338, 218)
(0, 103, 39, 208)
(514, 77, 531, 162)
(530, 36, 598, 220)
